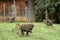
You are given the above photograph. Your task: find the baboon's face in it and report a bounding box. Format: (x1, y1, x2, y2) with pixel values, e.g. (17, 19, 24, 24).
(16, 24, 21, 30)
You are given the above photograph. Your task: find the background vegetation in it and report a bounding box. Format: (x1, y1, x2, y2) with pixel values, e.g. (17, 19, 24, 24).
(34, 0, 60, 23)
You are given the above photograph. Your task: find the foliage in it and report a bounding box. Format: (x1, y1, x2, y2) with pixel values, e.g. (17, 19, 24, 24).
(34, 0, 60, 23)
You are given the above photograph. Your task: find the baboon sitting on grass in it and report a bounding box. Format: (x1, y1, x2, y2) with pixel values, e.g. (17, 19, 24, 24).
(43, 19, 53, 26)
(16, 24, 34, 36)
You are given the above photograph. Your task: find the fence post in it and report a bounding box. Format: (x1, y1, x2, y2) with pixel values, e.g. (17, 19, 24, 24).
(3, 3, 5, 21)
(13, 0, 16, 18)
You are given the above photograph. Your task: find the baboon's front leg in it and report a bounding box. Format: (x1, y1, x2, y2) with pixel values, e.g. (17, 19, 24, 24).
(26, 31, 29, 36)
(21, 30, 24, 36)
(19, 29, 24, 36)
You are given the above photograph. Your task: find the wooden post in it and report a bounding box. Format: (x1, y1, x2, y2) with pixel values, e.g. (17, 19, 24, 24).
(13, 0, 16, 17)
(27, 0, 31, 23)
(3, 3, 5, 21)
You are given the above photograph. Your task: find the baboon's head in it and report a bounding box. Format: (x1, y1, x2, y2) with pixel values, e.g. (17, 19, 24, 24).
(16, 24, 21, 29)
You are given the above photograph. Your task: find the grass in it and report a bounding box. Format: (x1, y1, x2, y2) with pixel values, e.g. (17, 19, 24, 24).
(0, 22, 60, 40)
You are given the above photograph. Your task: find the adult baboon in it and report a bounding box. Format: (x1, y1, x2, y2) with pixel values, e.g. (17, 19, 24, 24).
(7, 17, 15, 23)
(43, 19, 53, 26)
(10, 17, 15, 23)
(16, 24, 34, 36)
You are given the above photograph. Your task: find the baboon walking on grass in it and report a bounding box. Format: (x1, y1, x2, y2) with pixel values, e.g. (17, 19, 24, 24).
(16, 24, 34, 36)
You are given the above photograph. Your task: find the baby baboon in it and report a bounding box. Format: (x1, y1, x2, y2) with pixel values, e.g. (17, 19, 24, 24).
(16, 24, 34, 36)
(43, 19, 53, 26)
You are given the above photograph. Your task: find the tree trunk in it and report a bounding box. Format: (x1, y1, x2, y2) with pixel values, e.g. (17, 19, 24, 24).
(25, 0, 35, 22)
(45, 10, 48, 20)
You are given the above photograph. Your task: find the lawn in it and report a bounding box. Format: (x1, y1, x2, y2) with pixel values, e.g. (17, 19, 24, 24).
(0, 22, 60, 40)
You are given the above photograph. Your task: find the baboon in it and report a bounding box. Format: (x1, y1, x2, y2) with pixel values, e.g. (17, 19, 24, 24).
(16, 24, 34, 36)
(10, 17, 15, 23)
(43, 19, 53, 26)
(7, 17, 15, 23)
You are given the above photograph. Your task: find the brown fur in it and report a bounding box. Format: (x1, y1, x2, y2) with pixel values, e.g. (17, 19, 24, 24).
(6, 17, 15, 23)
(16, 24, 34, 36)
(43, 19, 53, 26)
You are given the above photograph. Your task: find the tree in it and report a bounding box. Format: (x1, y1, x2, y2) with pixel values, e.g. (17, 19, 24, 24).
(35, 0, 60, 23)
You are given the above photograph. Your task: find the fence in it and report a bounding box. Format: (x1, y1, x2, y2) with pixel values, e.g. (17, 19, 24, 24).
(0, 0, 35, 22)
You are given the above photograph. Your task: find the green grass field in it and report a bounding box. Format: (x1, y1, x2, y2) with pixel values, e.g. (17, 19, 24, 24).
(0, 22, 60, 40)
